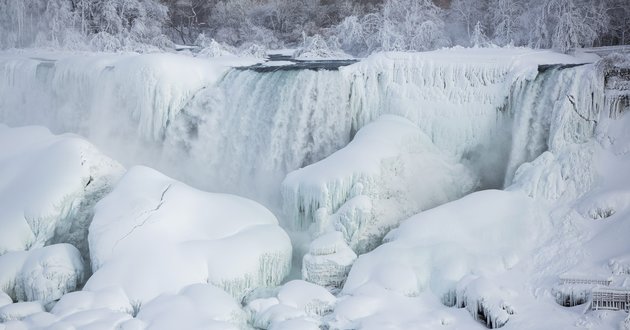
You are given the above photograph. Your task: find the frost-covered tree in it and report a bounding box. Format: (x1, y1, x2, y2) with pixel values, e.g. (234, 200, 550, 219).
(547, 0, 603, 52)
(379, 0, 450, 51)
(470, 21, 489, 47)
(487, 0, 525, 46)
(450, 0, 486, 42)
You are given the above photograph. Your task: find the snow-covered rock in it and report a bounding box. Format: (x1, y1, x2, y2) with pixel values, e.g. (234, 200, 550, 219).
(282, 115, 477, 255)
(246, 280, 334, 329)
(86, 166, 292, 303)
(0, 125, 123, 260)
(302, 231, 357, 290)
(0, 244, 84, 304)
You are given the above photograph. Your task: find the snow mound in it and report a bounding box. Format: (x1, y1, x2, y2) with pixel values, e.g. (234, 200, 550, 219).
(0, 244, 84, 304)
(0, 125, 123, 260)
(302, 231, 357, 290)
(282, 115, 476, 254)
(134, 283, 247, 329)
(86, 166, 292, 303)
(246, 280, 334, 329)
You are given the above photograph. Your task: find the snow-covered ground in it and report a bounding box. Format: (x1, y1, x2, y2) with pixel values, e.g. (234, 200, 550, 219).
(0, 47, 629, 329)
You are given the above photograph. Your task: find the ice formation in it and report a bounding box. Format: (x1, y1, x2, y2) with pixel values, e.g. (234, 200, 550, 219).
(0, 125, 123, 261)
(86, 166, 292, 303)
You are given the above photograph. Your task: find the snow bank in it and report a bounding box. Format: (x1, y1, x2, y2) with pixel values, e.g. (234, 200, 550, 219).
(0, 125, 123, 261)
(86, 166, 292, 303)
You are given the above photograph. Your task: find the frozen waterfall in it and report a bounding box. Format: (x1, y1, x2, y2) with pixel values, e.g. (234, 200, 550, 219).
(0, 49, 599, 210)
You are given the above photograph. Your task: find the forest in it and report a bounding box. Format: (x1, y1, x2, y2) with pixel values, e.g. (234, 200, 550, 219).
(0, 0, 629, 55)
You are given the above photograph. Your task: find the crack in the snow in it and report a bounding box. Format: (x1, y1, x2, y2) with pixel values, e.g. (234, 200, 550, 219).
(111, 183, 173, 253)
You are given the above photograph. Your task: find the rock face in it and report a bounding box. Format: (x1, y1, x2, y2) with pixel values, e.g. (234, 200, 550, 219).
(0, 124, 124, 261)
(86, 166, 292, 304)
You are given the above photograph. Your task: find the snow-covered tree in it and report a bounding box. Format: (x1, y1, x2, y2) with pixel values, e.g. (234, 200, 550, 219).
(547, 0, 602, 52)
(470, 21, 489, 47)
(450, 0, 486, 42)
(487, 0, 525, 46)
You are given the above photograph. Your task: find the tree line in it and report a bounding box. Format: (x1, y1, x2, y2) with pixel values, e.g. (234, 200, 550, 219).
(0, 0, 628, 55)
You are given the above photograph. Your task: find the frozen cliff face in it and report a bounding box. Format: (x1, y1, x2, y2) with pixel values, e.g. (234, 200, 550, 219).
(86, 166, 292, 304)
(0, 244, 84, 304)
(0, 125, 123, 262)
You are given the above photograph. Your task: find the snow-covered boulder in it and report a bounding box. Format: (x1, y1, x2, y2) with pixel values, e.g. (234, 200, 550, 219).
(135, 283, 247, 330)
(282, 115, 476, 254)
(302, 231, 357, 290)
(0, 244, 84, 304)
(0, 125, 123, 260)
(246, 280, 335, 329)
(86, 166, 292, 303)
